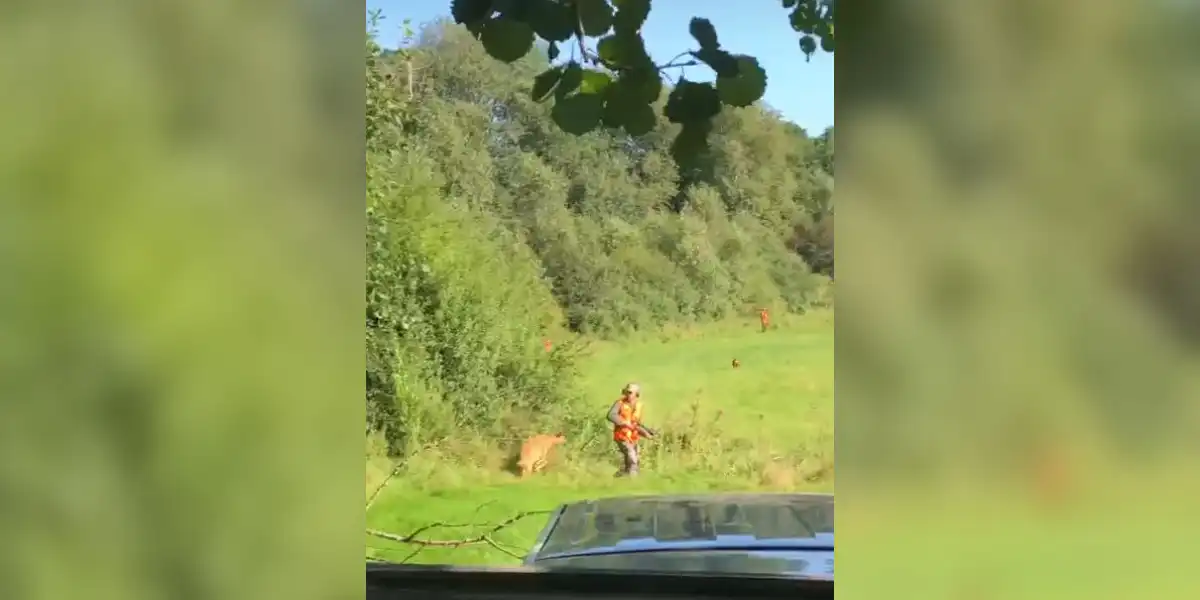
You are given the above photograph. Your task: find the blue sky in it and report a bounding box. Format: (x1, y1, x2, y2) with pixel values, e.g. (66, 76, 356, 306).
(366, 0, 833, 134)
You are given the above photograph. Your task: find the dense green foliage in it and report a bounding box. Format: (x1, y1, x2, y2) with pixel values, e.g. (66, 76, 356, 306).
(447, 0, 833, 162)
(366, 17, 833, 457)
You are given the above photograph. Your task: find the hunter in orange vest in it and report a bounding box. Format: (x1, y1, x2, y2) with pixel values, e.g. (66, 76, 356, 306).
(607, 382, 657, 476)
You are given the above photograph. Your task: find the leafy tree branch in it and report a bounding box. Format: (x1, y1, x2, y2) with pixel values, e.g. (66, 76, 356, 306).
(367, 507, 555, 563)
(449, 0, 833, 165)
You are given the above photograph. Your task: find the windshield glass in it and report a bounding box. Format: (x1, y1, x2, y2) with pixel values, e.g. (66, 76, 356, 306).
(535, 494, 834, 558)
(535, 548, 834, 578)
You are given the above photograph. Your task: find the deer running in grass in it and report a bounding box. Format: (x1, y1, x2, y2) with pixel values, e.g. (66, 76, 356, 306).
(517, 433, 566, 477)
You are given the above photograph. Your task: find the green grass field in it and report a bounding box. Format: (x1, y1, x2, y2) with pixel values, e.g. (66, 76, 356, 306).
(365, 309, 834, 565)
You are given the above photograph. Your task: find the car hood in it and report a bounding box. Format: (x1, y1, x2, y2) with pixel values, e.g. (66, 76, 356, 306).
(527, 493, 834, 564)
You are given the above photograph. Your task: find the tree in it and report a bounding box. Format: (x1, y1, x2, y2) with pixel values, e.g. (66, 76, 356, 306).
(447, 0, 834, 165)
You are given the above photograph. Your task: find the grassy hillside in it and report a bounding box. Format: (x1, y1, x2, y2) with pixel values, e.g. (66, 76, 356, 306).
(366, 310, 833, 565)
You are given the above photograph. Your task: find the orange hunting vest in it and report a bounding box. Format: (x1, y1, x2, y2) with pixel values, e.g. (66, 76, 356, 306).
(613, 399, 643, 443)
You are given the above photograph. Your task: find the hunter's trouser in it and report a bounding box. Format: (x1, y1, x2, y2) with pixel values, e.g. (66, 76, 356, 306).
(616, 440, 639, 475)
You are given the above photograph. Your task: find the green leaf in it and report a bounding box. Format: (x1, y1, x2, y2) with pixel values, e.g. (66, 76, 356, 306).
(790, 7, 810, 32)
(716, 55, 767, 108)
(552, 93, 605, 135)
(556, 61, 584, 98)
(601, 93, 625, 128)
(600, 78, 634, 127)
(526, 0, 575, 42)
(814, 19, 831, 39)
(664, 80, 722, 125)
(820, 34, 834, 53)
(532, 66, 564, 102)
(466, 19, 487, 37)
(596, 36, 619, 63)
(782, 0, 798, 7)
(612, 0, 651, 33)
(576, 0, 615, 37)
(622, 103, 656, 136)
(692, 48, 740, 78)
(620, 67, 662, 103)
(480, 16, 535, 62)
(580, 70, 613, 95)
(670, 120, 713, 167)
(688, 18, 719, 50)
(451, 0, 493, 25)
(548, 41, 560, 60)
(597, 33, 650, 68)
(492, 0, 524, 17)
(799, 35, 817, 56)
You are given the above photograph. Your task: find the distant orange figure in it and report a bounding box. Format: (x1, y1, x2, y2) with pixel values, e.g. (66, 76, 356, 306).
(543, 338, 553, 352)
(759, 308, 770, 332)
(607, 383, 657, 476)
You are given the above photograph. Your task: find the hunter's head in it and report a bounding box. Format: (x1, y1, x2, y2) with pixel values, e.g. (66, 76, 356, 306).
(621, 382, 641, 401)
